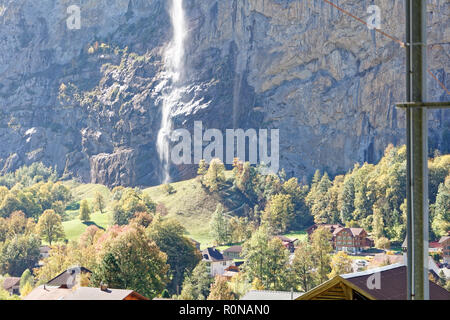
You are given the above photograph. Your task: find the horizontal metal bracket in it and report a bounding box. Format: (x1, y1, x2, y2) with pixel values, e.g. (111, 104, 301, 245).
(396, 101, 450, 109)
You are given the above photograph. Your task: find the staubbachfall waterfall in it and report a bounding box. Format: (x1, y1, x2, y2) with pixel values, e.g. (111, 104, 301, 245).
(156, 0, 187, 184)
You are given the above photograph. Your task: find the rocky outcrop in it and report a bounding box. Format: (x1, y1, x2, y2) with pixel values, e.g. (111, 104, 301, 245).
(0, 0, 448, 187)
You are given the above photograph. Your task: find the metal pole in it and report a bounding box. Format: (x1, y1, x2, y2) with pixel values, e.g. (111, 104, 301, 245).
(405, 0, 429, 300)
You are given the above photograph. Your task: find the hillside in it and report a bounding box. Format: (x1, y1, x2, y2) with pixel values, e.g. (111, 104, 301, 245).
(61, 171, 248, 246)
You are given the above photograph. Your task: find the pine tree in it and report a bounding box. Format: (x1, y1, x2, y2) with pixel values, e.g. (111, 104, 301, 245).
(209, 204, 231, 245)
(94, 191, 105, 214)
(372, 203, 384, 240)
(79, 200, 91, 222)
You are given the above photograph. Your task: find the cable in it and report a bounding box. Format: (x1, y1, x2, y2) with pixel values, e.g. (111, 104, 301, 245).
(321, 0, 449, 96)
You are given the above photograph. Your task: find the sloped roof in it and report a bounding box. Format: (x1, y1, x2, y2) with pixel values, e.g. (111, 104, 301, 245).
(23, 286, 73, 300)
(275, 236, 297, 243)
(64, 287, 148, 300)
(299, 263, 450, 300)
(223, 245, 242, 253)
(46, 267, 92, 287)
(23, 286, 148, 300)
(202, 248, 230, 262)
(241, 290, 303, 300)
(333, 227, 365, 236)
(349, 228, 365, 236)
(341, 264, 450, 300)
(2, 277, 20, 290)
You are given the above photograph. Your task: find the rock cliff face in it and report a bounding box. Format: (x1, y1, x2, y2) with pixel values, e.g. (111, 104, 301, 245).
(0, 0, 448, 187)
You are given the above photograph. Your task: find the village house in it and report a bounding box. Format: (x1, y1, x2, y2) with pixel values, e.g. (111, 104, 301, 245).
(332, 227, 373, 253)
(2, 277, 20, 296)
(439, 236, 450, 264)
(222, 245, 243, 260)
(202, 248, 234, 277)
(39, 245, 51, 259)
(274, 236, 298, 253)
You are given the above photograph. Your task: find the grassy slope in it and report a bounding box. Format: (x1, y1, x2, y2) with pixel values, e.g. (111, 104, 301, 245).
(62, 182, 113, 241)
(143, 176, 237, 247)
(61, 174, 308, 247)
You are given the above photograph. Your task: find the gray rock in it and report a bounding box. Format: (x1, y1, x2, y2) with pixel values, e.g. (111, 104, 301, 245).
(0, 0, 448, 186)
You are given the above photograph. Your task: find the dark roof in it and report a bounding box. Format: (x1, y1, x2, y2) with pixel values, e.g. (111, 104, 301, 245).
(202, 248, 230, 262)
(223, 245, 242, 253)
(2, 277, 20, 290)
(342, 264, 450, 300)
(46, 267, 92, 287)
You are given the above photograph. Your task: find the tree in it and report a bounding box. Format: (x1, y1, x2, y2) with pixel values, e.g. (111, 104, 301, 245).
(262, 194, 294, 234)
(197, 159, 208, 176)
(94, 192, 106, 214)
(207, 276, 235, 300)
(372, 203, 384, 240)
(19, 269, 34, 292)
(147, 219, 201, 295)
(310, 227, 333, 284)
(79, 200, 91, 222)
(36, 209, 65, 245)
(20, 281, 33, 297)
(282, 178, 312, 229)
(0, 234, 41, 276)
(375, 237, 391, 250)
(291, 241, 316, 292)
(432, 177, 450, 237)
(179, 261, 212, 300)
(339, 174, 355, 224)
(328, 251, 353, 278)
(92, 227, 169, 299)
(163, 184, 175, 195)
(203, 158, 225, 192)
(242, 227, 290, 290)
(209, 204, 231, 245)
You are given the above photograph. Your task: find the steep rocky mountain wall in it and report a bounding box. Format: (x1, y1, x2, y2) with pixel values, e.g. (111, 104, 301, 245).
(0, 0, 448, 187)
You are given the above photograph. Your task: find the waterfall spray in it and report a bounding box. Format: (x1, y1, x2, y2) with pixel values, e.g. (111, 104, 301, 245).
(157, 0, 187, 184)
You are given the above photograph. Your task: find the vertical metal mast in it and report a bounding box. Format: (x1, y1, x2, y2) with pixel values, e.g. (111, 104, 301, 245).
(405, 0, 429, 300)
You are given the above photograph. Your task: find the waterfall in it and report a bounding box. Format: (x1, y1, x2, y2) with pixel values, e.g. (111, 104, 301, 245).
(156, 0, 187, 184)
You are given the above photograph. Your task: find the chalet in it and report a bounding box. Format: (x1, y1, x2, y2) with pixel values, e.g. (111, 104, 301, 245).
(2, 277, 20, 296)
(202, 248, 234, 277)
(274, 236, 297, 253)
(24, 285, 148, 300)
(222, 245, 243, 260)
(439, 236, 450, 264)
(297, 263, 450, 300)
(332, 227, 373, 253)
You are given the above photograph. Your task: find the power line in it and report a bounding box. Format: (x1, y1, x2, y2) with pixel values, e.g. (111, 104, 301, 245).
(321, 0, 449, 96)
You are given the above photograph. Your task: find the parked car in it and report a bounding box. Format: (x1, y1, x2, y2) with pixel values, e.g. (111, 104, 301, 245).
(356, 259, 368, 267)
